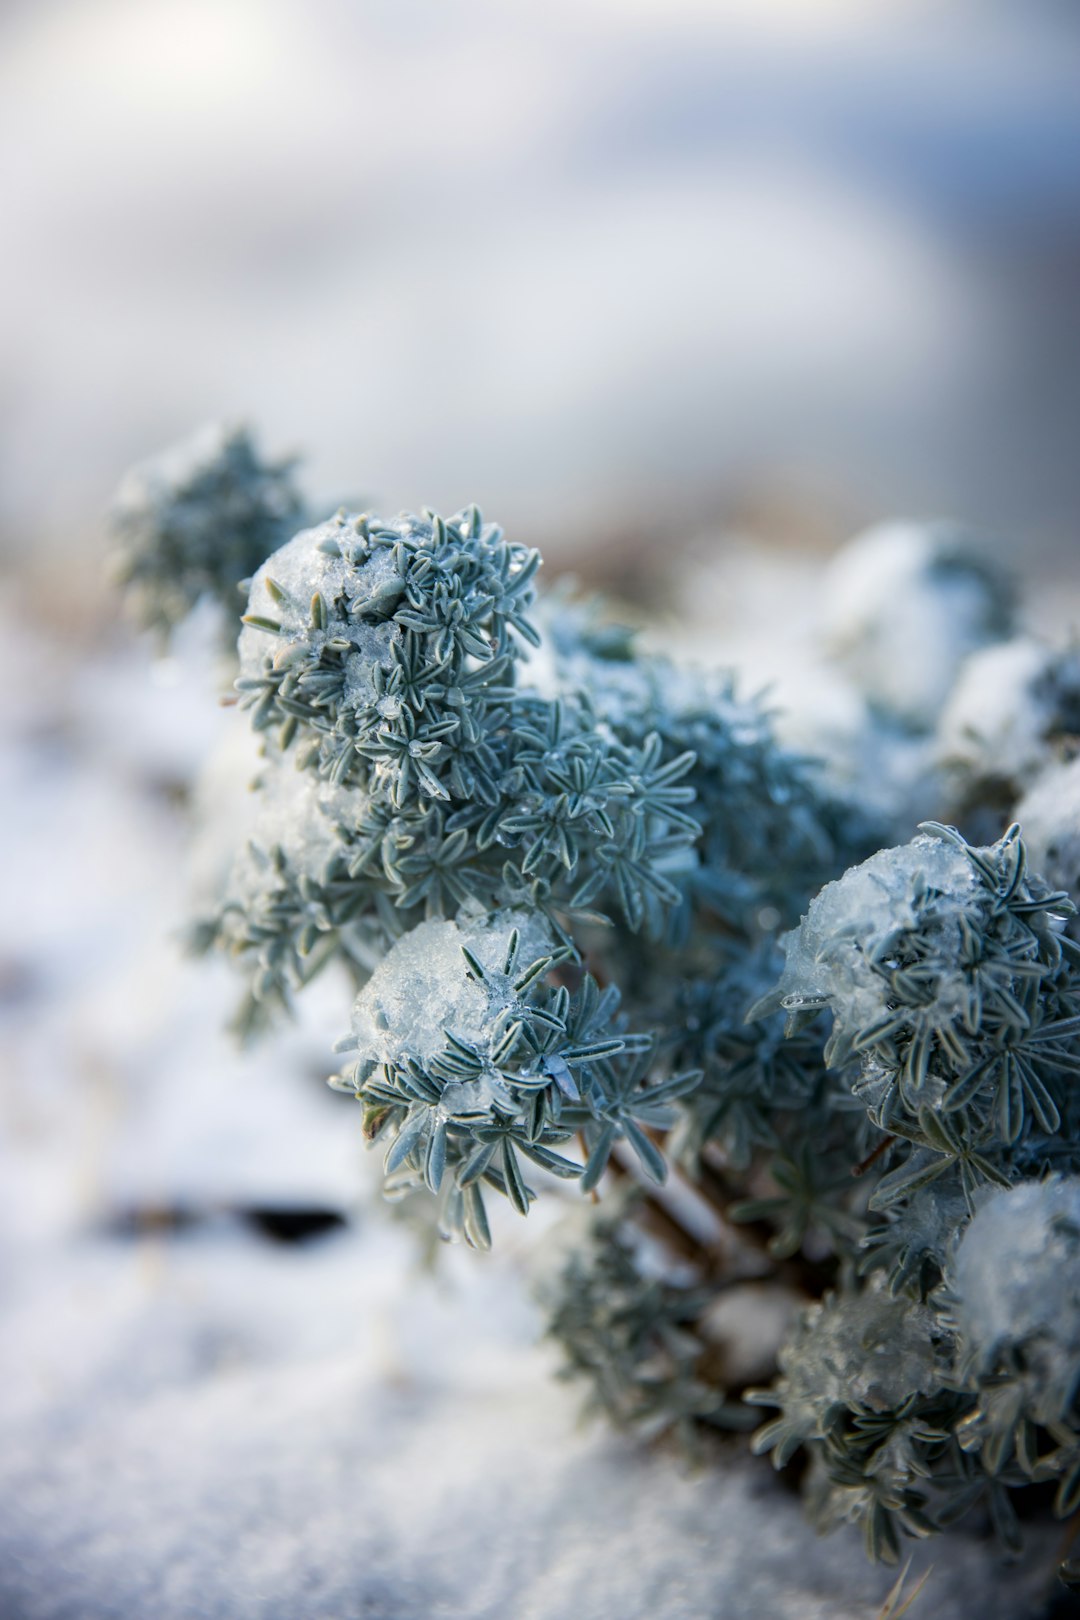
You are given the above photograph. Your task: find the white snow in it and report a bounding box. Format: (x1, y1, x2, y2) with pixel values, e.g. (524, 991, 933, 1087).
(777, 1284, 944, 1441)
(342, 622, 402, 715)
(186, 708, 269, 905)
(937, 636, 1079, 791)
(109, 421, 244, 541)
(952, 1177, 1080, 1410)
(349, 911, 555, 1070)
(770, 834, 978, 1040)
(0, 593, 1064, 1619)
(1016, 755, 1080, 901)
(237, 516, 404, 683)
(822, 521, 1010, 732)
(658, 534, 948, 835)
(224, 754, 356, 907)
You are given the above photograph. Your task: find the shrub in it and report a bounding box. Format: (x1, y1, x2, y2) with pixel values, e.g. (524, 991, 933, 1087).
(113, 429, 1080, 1582)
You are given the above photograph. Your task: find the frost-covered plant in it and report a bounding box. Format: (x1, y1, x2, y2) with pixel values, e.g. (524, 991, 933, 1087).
(110, 422, 304, 641)
(189, 502, 852, 1240)
(747, 823, 1080, 1560)
(118, 431, 1080, 1585)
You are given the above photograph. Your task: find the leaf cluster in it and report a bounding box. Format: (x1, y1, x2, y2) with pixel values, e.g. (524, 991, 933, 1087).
(124, 441, 1080, 1579)
(111, 423, 303, 641)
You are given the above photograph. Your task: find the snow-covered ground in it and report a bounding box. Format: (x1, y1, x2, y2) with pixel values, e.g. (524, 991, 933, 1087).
(0, 586, 1067, 1618)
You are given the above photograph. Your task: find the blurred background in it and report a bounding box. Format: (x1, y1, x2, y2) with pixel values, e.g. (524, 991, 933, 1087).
(2, 4, 1080, 1615)
(3, 0, 1080, 593)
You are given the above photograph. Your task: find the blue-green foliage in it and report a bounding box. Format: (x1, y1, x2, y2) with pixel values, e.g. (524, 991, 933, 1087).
(748, 824, 1080, 1564)
(120, 435, 1080, 1578)
(546, 1193, 755, 1450)
(202, 502, 846, 1242)
(110, 423, 304, 641)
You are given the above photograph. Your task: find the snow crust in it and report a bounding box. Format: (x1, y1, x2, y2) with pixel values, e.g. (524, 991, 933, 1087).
(0, 594, 1066, 1620)
(350, 911, 554, 1069)
(237, 516, 404, 685)
(225, 755, 356, 907)
(780, 1286, 943, 1440)
(4, 1325, 1055, 1620)
(770, 834, 977, 1036)
(952, 1177, 1080, 1407)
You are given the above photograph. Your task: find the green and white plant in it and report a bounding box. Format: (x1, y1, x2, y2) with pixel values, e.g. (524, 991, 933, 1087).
(113, 428, 1080, 1585)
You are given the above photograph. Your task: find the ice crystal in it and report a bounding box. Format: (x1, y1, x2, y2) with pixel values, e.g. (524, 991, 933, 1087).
(348, 911, 553, 1070)
(752, 1285, 944, 1457)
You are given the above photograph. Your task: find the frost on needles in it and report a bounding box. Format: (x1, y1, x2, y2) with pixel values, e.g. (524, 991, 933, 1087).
(113, 429, 1080, 1582)
(749, 823, 1080, 1561)
(212, 500, 837, 1241)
